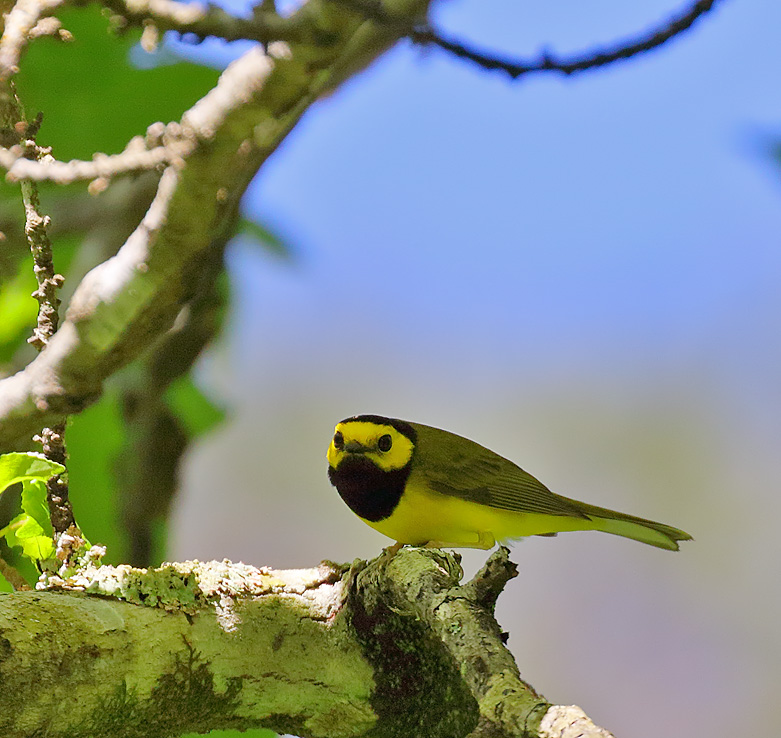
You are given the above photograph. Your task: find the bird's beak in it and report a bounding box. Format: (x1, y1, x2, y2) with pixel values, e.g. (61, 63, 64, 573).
(344, 441, 367, 454)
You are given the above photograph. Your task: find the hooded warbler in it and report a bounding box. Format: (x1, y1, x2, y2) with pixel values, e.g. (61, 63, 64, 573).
(327, 414, 691, 551)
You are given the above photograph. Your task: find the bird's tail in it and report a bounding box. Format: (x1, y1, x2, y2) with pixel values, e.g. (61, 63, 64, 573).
(573, 500, 692, 551)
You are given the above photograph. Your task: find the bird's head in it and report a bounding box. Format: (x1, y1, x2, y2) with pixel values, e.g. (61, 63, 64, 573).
(327, 415, 416, 473)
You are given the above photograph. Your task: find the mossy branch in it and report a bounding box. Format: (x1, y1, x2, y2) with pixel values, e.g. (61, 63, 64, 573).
(0, 549, 613, 737)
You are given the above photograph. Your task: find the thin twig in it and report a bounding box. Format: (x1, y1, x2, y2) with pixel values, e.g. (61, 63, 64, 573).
(0, 554, 30, 590)
(0, 0, 66, 78)
(0, 140, 174, 184)
(14, 98, 75, 535)
(99, 0, 305, 45)
(35, 423, 72, 533)
(339, 0, 722, 79)
(19, 124, 62, 350)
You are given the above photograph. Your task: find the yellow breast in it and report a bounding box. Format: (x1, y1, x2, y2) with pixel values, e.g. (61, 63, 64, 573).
(363, 478, 597, 547)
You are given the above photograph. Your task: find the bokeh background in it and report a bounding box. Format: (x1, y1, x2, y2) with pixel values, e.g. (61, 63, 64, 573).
(2, 1, 780, 737)
(173, 1, 781, 736)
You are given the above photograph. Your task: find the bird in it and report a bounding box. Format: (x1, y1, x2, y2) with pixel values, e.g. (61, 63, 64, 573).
(326, 414, 692, 551)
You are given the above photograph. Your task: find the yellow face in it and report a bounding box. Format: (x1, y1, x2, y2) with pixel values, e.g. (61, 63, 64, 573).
(327, 420, 414, 472)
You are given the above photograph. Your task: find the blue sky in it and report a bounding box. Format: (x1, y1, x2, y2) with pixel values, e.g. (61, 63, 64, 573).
(165, 0, 781, 389)
(224, 0, 781, 385)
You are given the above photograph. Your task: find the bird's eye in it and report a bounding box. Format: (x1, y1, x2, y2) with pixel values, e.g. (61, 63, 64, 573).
(333, 431, 344, 450)
(378, 434, 392, 452)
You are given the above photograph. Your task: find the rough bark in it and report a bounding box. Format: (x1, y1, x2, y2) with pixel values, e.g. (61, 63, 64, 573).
(0, 547, 614, 737)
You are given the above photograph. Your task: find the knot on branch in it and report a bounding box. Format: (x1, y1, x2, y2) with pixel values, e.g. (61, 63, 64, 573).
(461, 545, 519, 610)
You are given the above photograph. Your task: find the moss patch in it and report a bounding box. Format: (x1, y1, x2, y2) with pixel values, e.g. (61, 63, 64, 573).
(74, 643, 243, 738)
(349, 589, 479, 738)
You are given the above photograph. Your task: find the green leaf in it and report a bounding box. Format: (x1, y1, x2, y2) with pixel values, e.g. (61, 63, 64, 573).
(0, 452, 65, 496)
(165, 375, 226, 439)
(4, 480, 55, 560)
(0, 453, 62, 562)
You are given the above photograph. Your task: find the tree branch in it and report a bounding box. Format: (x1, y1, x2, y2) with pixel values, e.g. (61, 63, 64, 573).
(100, 0, 306, 45)
(0, 553, 30, 589)
(0, 0, 65, 78)
(341, 0, 722, 79)
(0, 0, 431, 452)
(9, 94, 77, 535)
(0, 548, 614, 737)
(0, 138, 173, 184)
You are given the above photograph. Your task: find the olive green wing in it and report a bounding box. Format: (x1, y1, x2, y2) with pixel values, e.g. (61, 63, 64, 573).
(411, 423, 588, 518)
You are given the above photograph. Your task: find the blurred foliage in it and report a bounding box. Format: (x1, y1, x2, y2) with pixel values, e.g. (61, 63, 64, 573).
(65, 389, 127, 561)
(15, 7, 221, 159)
(237, 218, 296, 262)
(0, 267, 36, 361)
(165, 375, 227, 440)
(1, 5, 225, 563)
(4, 480, 55, 560)
(0, 233, 82, 371)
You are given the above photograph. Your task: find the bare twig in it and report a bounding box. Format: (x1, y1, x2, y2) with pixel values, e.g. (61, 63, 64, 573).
(0, 139, 173, 184)
(19, 126, 62, 349)
(14, 102, 75, 535)
(0, 0, 66, 78)
(100, 0, 304, 45)
(341, 0, 721, 79)
(28, 15, 71, 42)
(34, 422, 72, 533)
(21, 208, 60, 340)
(0, 554, 30, 590)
